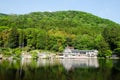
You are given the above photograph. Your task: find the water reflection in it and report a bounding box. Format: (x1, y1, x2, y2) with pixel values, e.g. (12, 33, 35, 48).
(37, 59, 60, 67)
(0, 59, 120, 80)
(21, 58, 32, 66)
(21, 58, 99, 70)
(60, 59, 99, 70)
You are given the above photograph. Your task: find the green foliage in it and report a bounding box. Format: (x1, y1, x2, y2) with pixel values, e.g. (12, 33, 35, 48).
(114, 48, 120, 56)
(12, 48, 22, 57)
(0, 48, 12, 56)
(0, 26, 8, 32)
(102, 26, 120, 50)
(104, 50, 112, 58)
(19, 30, 26, 48)
(36, 30, 47, 49)
(8, 27, 19, 48)
(73, 34, 94, 50)
(30, 50, 38, 59)
(0, 10, 120, 57)
(98, 49, 112, 58)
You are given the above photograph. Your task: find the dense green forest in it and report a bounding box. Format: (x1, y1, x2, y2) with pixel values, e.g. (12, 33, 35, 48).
(0, 10, 120, 57)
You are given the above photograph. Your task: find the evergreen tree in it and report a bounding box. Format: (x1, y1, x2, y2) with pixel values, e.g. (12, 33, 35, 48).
(8, 27, 19, 48)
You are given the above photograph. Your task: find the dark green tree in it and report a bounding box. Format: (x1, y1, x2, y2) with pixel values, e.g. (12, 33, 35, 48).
(19, 30, 27, 48)
(36, 30, 47, 49)
(8, 27, 19, 48)
(114, 48, 120, 56)
(103, 26, 120, 50)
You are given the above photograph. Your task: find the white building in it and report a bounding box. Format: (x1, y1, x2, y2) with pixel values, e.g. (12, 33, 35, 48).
(62, 47, 98, 58)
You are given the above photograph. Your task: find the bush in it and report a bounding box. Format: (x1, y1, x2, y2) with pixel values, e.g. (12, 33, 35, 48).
(98, 50, 112, 58)
(12, 48, 22, 57)
(114, 48, 120, 56)
(1, 48, 12, 56)
(104, 50, 112, 58)
(30, 50, 38, 59)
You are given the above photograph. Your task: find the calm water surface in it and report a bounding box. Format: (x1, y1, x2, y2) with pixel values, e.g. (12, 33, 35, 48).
(0, 58, 120, 80)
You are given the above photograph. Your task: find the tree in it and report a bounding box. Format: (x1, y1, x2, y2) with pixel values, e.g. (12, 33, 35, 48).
(0, 11, 120, 54)
(0, 33, 3, 47)
(8, 27, 19, 48)
(114, 48, 120, 56)
(19, 30, 26, 48)
(102, 26, 120, 50)
(36, 30, 47, 49)
(73, 34, 94, 50)
(104, 50, 112, 58)
(97, 39, 110, 57)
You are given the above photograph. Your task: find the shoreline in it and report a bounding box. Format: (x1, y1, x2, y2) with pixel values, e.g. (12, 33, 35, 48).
(0, 56, 120, 61)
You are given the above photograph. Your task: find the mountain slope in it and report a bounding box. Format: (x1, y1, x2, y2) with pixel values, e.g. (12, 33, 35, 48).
(0, 10, 119, 29)
(0, 10, 120, 57)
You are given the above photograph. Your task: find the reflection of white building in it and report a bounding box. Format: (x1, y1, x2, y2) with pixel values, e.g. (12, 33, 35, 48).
(61, 59, 99, 70)
(62, 47, 98, 58)
(20, 58, 99, 71)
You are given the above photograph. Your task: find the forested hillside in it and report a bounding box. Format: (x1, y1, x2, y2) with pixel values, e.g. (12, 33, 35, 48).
(0, 10, 120, 57)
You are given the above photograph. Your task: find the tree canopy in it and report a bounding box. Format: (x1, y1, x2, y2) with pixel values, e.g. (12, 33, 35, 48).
(0, 10, 120, 57)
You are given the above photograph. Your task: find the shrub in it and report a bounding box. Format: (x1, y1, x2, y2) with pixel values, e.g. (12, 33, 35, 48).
(114, 48, 120, 56)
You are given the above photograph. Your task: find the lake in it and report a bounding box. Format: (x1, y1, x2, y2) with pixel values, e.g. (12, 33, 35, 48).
(0, 58, 120, 80)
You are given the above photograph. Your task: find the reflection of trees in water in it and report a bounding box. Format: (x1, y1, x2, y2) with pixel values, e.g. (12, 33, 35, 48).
(5, 68, 17, 80)
(17, 69, 25, 80)
(98, 59, 120, 80)
(0, 59, 120, 80)
(113, 59, 120, 68)
(0, 60, 25, 80)
(109, 59, 120, 80)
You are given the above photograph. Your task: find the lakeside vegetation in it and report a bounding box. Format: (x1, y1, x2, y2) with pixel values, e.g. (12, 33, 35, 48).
(0, 10, 120, 58)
